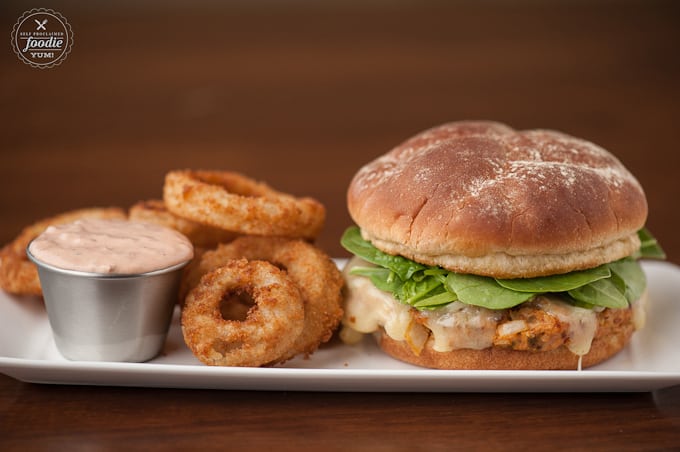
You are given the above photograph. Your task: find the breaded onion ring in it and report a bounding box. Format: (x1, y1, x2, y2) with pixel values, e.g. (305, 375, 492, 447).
(181, 259, 305, 367)
(129, 199, 237, 248)
(181, 236, 344, 361)
(0, 245, 41, 296)
(0, 207, 126, 296)
(163, 170, 325, 240)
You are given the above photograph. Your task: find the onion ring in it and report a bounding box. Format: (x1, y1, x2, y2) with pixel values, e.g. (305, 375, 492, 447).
(0, 245, 41, 296)
(181, 259, 305, 367)
(0, 207, 127, 296)
(180, 235, 344, 361)
(163, 170, 325, 240)
(129, 199, 237, 248)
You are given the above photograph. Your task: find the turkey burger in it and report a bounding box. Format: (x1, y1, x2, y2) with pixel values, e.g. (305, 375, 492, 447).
(340, 121, 664, 370)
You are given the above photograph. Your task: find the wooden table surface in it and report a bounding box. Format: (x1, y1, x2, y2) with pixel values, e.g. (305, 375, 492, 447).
(1, 1, 679, 449)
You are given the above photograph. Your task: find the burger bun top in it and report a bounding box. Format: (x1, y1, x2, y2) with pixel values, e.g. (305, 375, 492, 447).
(347, 121, 647, 278)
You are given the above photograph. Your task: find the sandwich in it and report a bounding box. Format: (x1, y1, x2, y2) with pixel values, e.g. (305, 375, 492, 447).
(340, 120, 664, 370)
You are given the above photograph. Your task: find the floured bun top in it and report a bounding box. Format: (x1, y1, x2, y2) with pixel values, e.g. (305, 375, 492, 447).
(347, 121, 648, 278)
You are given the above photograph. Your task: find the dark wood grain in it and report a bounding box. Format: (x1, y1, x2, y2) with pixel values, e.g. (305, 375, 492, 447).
(1, 0, 679, 449)
(1, 382, 679, 450)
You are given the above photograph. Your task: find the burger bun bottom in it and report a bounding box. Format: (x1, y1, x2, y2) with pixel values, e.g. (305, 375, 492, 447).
(377, 325, 634, 370)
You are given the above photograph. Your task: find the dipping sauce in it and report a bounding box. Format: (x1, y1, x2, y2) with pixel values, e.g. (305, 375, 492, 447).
(28, 218, 194, 274)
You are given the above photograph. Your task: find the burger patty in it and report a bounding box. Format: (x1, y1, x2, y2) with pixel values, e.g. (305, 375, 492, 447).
(492, 298, 633, 352)
(494, 305, 568, 352)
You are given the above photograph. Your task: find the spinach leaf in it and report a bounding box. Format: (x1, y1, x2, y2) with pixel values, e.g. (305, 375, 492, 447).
(341, 226, 425, 280)
(496, 265, 611, 293)
(349, 266, 404, 294)
(567, 278, 629, 309)
(608, 257, 646, 303)
(350, 265, 457, 309)
(413, 287, 458, 309)
(446, 273, 536, 309)
(636, 228, 666, 259)
(400, 274, 446, 304)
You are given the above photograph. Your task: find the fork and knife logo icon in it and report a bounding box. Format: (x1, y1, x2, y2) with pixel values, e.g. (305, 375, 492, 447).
(12, 8, 74, 68)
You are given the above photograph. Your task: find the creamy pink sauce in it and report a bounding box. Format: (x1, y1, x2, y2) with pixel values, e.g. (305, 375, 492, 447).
(28, 218, 194, 274)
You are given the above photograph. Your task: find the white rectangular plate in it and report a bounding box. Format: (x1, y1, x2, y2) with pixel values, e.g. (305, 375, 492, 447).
(1, 261, 679, 392)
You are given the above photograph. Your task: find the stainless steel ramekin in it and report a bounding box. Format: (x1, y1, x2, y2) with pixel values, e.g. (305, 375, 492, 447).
(27, 245, 189, 362)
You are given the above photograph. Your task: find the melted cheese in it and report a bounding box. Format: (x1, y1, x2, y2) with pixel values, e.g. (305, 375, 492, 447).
(342, 258, 412, 340)
(532, 296, 597, 356)
(631, 289, 648, 331)
(420, 302, 503, 351)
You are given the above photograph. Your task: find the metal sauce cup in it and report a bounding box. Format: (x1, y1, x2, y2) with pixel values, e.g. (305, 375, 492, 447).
(27, 246, 189, 362)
